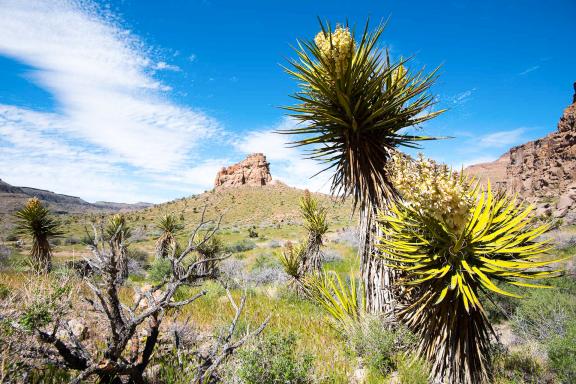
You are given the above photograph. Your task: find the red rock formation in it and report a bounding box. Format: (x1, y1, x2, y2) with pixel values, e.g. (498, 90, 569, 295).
(466, 82, 576, 221)
(214, 153, 272, 188)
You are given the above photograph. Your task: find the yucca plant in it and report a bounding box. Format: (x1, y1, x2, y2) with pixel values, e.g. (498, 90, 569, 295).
(106, 214, 131, 282)
(279, 241, 307, 291)
(14, 198, 62, 273)
(304, 270, 364, 328)
(155, 214, 183, 259)
(281, 20, 444, 312)
(194, 235, 223, 277)
(378, 176, 562, 383)
(299, 190, 328, 275)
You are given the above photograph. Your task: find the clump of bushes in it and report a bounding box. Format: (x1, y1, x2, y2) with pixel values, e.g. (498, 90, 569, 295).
(148, 257, 172, 281)
(226, 239, 256, 253)
(235, 332, 314, 384)
(248, 226, 259, 238)
(347, 316, 419, 378)
(548, 320, 576, 383)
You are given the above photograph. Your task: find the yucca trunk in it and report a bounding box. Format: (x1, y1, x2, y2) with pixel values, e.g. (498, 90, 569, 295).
(299, 235, 323, 276)
(31, 235, 52, 274)
(359, 204, 398, 313)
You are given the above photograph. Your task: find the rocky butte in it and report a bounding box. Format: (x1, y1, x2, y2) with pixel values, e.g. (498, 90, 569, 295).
(214, 153, 273, 188)
(465, 82, 576, 221)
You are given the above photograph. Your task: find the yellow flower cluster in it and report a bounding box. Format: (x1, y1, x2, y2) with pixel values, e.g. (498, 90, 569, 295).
(390, 154, 475, 234)
(314, 26, 355, 77)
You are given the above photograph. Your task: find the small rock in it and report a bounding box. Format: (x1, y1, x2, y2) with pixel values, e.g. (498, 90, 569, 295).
(557, 194, 575, 211)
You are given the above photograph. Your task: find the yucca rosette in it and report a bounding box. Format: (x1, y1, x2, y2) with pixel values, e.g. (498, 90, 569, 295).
(378, 182, 562, 383)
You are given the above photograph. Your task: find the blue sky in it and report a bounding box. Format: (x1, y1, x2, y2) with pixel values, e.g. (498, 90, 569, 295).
(0, 0, 574, 203)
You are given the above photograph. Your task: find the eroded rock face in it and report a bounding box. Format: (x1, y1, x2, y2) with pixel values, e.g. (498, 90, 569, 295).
(214, 153, 272, 188)
(466, 83, 576, 222)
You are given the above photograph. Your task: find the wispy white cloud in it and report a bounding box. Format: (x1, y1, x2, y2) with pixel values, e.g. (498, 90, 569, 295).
(477, 128, 525, 148)
(153, 61, 181, 72)
(519, 65, 540, 76)
(0, 0, 222, 202)
(450, 88, 476, 105)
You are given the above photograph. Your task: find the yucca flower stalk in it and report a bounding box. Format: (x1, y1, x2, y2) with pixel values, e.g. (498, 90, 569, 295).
(298, 190, 328, 275)
(155, 214, 183, 259)
(14, 198, 62, 274)
(106, 214, 131, 282)
(281, 20, 444, 312)
(378, 163, 562, 383)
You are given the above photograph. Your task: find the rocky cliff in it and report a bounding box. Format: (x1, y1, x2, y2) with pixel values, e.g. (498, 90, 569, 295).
(214, 153, 273, 188)
(465, 82, 576, 221)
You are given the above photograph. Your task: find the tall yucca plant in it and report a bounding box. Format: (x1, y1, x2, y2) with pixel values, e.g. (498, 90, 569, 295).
(281, 20, 444, 312)
(378, 185, 562, 383)
(106, 214, 131, 282)
(14, 198, 62, 273)
(299, 190, 328, 275)
(155, 214, 183, 259)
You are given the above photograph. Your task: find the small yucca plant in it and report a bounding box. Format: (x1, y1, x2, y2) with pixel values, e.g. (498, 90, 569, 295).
(304, 271, 364, 328)
(14, 198, 62, 273)
(194, 235, 223, 277)
(378, 163, 562, 383)
(106, 214, 131, 281)
(299, 190, 328, 275)
(155, 214, 183, 259)
(279, 241, 306, 281)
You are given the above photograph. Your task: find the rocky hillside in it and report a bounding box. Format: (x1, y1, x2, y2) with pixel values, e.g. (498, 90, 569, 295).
(0, 178, 152, 215)
(136, 184, 354, 229)
(215, 153, 273, 188)
(466, 82, 576, 221)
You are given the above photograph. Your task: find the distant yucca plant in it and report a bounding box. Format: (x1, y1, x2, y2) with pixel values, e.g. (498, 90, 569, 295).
(378, 180, 562, 383)
(299, 190, 328, 275)
(281, 19, 444, 313)
(106, 214, 131, 281)
(279, 241, 307, 286)
(155, 214, 183, 259)
(304, 271, 364, 327)
(14, 198, 62, 273)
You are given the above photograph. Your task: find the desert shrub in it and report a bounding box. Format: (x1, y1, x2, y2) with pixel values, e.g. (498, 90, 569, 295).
(322, 248, 343, 263)
(64, 237, 81, 245)
(149, 257, 172, 281)
(235, 332, 314, 384)
(347, 317, 417, 377)
(548, 320, 576, 383)
(128, 247, 149, 264)
(492, 348, 547, 384)
(49, 238, 61, 246)
(268, 240, 281, 248)
(511, 276, 576, 342)
(219, 258, 246, 284)
(27, 366, 71, 384)
(396, 354, 431, 384)
(0, 244, 11, 265)
(226, 239, 256, 253)
(0, 283, 10, 299)
(332, 228, 359, 249)
(246, 265, 286, 286)
(248, 226, 259, 238)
